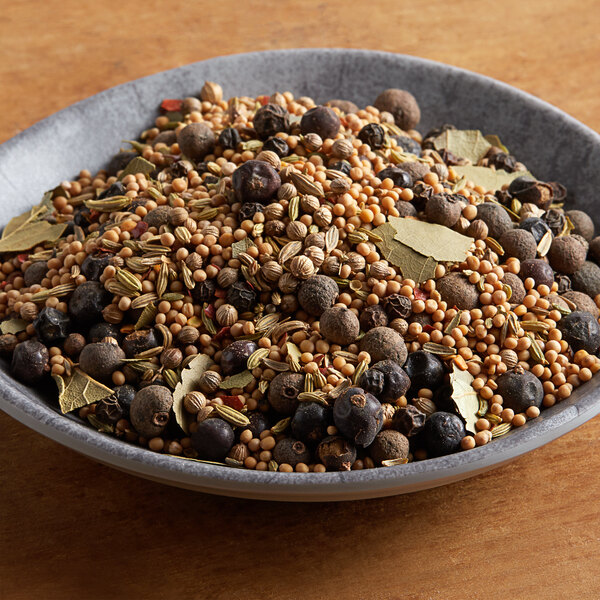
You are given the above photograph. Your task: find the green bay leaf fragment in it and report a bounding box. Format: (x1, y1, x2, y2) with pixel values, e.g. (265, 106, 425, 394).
(0, 220, 67, 253)
(1, 190, 53, 240)
(450, 365, 479, 434)
(231, 237, 255, 258)
(484, 134, 509, 154)
(219, 369, 254, 390)
(452, 165, 532, 193)
(0, 319, 28, 334)
(117, 156, 156, 180)
(432, 129, 492, 163)
(172, 353, 214, 433)
(387, 216, 474, 263)
(53, 368, 114, 414)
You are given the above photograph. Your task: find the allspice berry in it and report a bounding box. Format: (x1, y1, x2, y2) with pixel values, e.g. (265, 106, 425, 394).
(425, 194, 462, 227)
(519, 259, 555, 288)
(130, 385, 173, 438)
(502, 272, 526, 305)
(436, 273, 479, 310)
(499, 229, 537, 261)
(326, 99, 359, 114)
(566, 209, 595, 241)
(360, 326, 407, 366)
(374, 88, 421, 130)
(561, 290, 599, 318)
(300, 106, 341, 140)
(571, 261, 600, 298)
(476, 202, 513, 239)
(298, 275, 339, 316)
(548, 236, 586, 274)
(268, 372, 305, 415)
(78, 342, 125, 382)
(273, 438, 312, 467)
(368, 430, 409, 465)
(177, 122, 215, 161)
(320, 306, 360, 345)
(587, 236, 600, 263)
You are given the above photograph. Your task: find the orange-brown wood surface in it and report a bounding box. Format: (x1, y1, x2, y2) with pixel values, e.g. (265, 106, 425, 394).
(1, 1, 600, 599)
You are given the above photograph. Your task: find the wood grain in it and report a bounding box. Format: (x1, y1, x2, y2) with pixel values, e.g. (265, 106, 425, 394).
(1, 1, 600, 599)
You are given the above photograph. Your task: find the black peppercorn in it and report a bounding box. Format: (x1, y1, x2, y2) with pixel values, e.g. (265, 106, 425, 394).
(95, 396, 124, 424)
(88, 322, 122, 344)
(68, 281, 111, 326)
(487, 151, 518, 172)
(98, 181, 126, 199)
(360, 326, 407, 366)
(232, 160, 281, 204)
(374, 88, 421, 130)
(519, 217, 552, 244)
(558, 311, 600, 353)
(217, 126, 241, 150)
(191, 278, 216, 304)
(509, 177, 553, 209)
(298, 275, 339, 316)
(359, 304, 389, 331)
(499, 229, 537, 262)
(329, 160, 352, 175)
(391, 405, 426, 437)
(320, 306, 360, 345)
(476, 202, 513, 239)
(300, 106, 341, 140)
(548, 236, 587, 274)
(177, 122, 215, 161)
(393, 135, 422, 157)
(368, 430, 409, 465)
(291, 402, 329, 445)
(519, 259, 555, 288)
(33, 307, 71, 345)
(316, 436, 356, 471)
(436, 273, 479, 310)
(403, 350, 445, 396)
(113, 384, 136, 418)
(268, 372, 304, 415)
(220, 340, 257, 376)
(238, 202, 264, 221)
(273, 438, 312, 467)
(496, 367, 543, 412)
(376, 166, 413, 189)
(542, 208, 566, 236)
(253, 103, 290, 139)
(244, 411, 270, 438)
(81, 253, 112, 281)
(11, 339, 49, 383)
(263, 136, 289, 158)
(357, 123, 386, 149)
(566, 210, 595, 241)
(425, 194, 462, 228)
(107, 151, 137, 176)
(333, 387, 384, 447)
(384, 294, 412, 319)
(79, 342, 125, 382)
(122, 328, 160, 358)
(191, 418, 235, 461)
(360, 360, 410, 402)
(571, 261, 600, 298)
(423, 412, 466, 457)
(227, 280, 257, 312)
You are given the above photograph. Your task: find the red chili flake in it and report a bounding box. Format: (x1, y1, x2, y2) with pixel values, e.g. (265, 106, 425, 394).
(414, 288, 428, 301)
(131, 221, 148, 239)
(204, 304, 215, 319)
(0, 281, 7, 289)
(257, 95, 270, 106)
(319, 367, 329, 375)
(423, 324, 435, 333)
(213, 327, 230, 341)
(17, 254, 27, 263)
(222, 395, 245, 411)
(160, 99, 183, 112)
(313, 354, 325, 365)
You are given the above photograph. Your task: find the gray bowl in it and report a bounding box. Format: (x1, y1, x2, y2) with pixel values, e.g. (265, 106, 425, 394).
(1, 49, 599, 501)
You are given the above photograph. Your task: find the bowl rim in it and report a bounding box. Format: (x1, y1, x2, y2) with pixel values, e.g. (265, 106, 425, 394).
(1, 48, 600, 501)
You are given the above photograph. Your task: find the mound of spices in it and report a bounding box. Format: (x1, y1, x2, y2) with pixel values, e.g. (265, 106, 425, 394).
(1, 82, 600, 474)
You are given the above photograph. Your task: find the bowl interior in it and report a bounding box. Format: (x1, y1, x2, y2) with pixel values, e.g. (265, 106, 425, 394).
(1, 49, 600, 500)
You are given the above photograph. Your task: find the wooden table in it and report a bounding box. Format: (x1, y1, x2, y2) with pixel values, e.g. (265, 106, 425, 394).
(1, 1, 599, 598)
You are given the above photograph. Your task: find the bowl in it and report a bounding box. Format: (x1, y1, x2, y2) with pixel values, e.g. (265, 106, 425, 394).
(1, 49, 600, 502)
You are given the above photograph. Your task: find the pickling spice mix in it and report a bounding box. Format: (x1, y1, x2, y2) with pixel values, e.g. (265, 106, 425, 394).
(2, 80, 600, 473)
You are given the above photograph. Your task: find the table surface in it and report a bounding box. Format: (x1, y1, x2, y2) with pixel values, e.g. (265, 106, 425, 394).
(1, 1, 600, 599)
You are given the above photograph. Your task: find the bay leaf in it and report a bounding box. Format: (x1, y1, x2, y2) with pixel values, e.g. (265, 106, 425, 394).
(450, 365, 479, 434)
(0, 318, 28, 334)
(172, 353, 214, 433)
(452, 165, 532, 193)
(232, 237, 255, 258)
(54, 368, 113, 414)
(372, 223, 437, 283)
(432, 129, 491, 163)
(0, 221, 67, 253)
(219, 370, 254, 390)
(2, 190, 54, 240)
(388, 216, 473, 263)
(484, 134, 509, 154)
(118, 156, 156, 181)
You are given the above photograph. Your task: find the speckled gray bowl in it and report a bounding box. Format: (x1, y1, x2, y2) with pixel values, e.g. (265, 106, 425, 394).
(1, 49, 600, 501)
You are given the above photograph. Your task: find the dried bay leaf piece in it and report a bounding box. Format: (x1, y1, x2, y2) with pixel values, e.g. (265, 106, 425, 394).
(2, 190, 53, 240)
(54, 368, 113, 414)
(450, 365, 479, 434)
(452, 165, 532, 193)
(0, 220, 67, 253)
(386, 217, 474, 263)
(484, 134, 509, 154)
(172, 353, 214, 433)
(219, 370, 254, 390)
(0, 319, 28, 334)
(433, 129, 492, 163)
(118, 156, 155, 181)
(232, 237, 255, 258)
